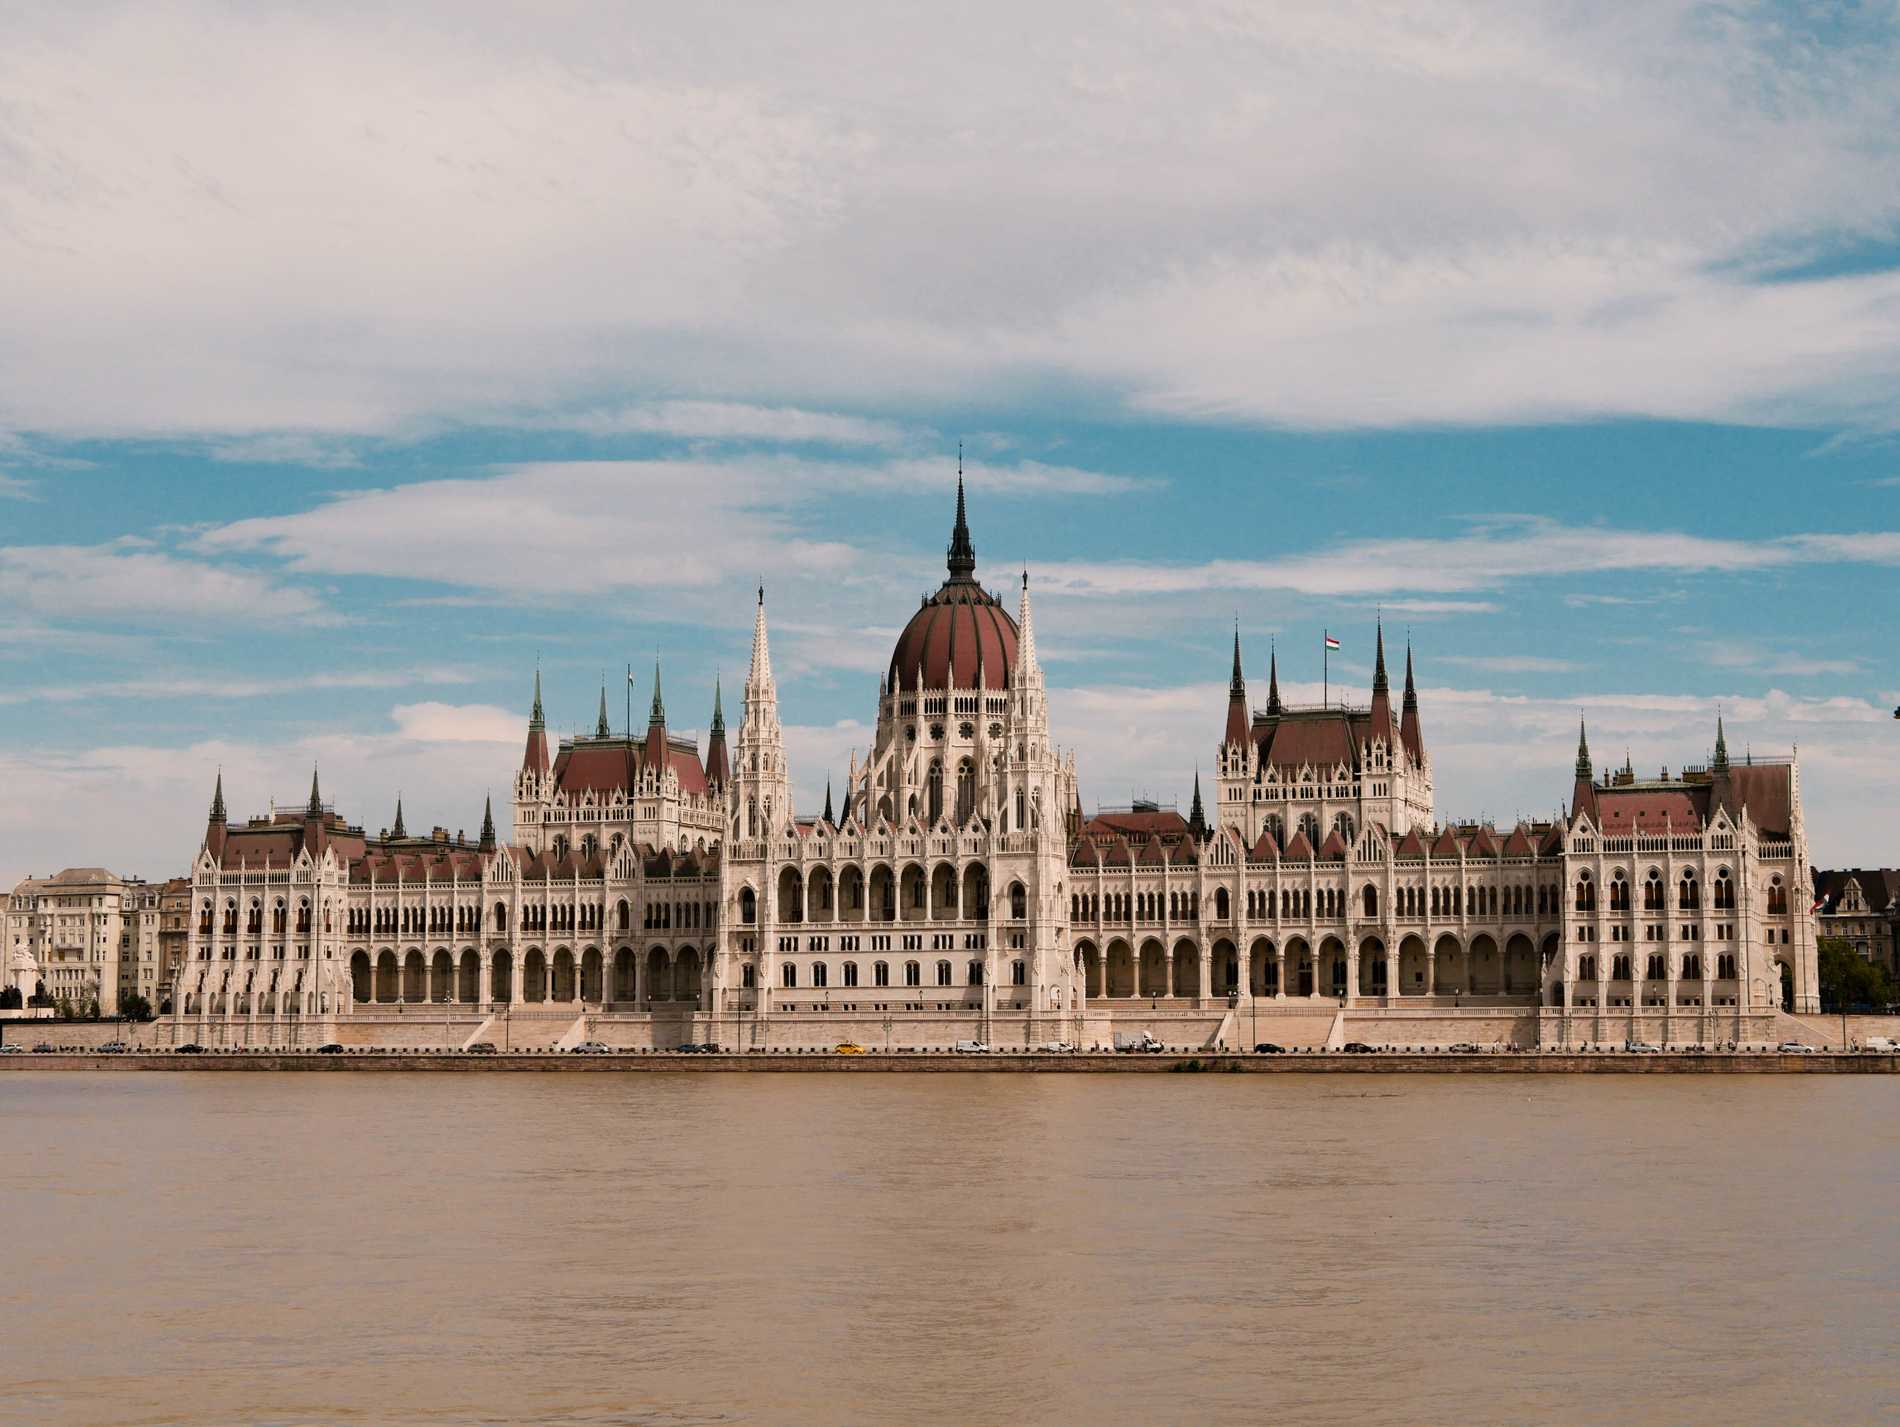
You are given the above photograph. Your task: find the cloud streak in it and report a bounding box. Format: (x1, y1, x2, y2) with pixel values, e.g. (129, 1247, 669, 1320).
(2, 2, 1898, 437)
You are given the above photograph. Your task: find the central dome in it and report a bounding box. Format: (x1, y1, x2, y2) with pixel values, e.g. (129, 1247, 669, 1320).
(887, 479, 1019, 693)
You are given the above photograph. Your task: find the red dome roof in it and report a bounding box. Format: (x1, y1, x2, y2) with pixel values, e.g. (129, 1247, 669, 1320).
(887, 477, 1019, 692)
(890, 584, 1019, 692)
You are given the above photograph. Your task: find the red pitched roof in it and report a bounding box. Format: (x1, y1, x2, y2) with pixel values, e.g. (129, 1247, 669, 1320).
(1730, 764, 1793, 837)
(1595, 787, 1706, 834)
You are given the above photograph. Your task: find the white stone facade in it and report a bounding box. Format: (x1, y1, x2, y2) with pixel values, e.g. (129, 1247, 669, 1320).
(162, 482, 1819, 1049)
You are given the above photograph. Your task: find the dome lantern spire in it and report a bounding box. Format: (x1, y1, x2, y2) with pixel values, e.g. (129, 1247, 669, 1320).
(946, 452, 977, 582)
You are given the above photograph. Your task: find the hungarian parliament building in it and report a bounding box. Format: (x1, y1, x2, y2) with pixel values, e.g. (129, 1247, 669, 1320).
(165, 485, 1821, 1050)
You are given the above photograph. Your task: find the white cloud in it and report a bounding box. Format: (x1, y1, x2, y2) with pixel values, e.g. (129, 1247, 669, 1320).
(0, 666, 477, 706)
(0, 544, 326, 624)
(1440, 655, 1582, 674)
(1368, 599, 1501, 616)
(0, 702, 526, 888)
(207, 434, 363, 468)
(539, 401, 911, 448)
(1031, 515, 1900, 599)
(387, 702, 521, 744)
(2, 2, 1898, 436)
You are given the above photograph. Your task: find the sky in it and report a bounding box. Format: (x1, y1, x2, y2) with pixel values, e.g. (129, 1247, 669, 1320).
(1, 0, 1897, 885)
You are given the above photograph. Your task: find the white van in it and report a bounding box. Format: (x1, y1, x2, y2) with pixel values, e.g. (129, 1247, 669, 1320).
(1866, 1036, 1899, 1053)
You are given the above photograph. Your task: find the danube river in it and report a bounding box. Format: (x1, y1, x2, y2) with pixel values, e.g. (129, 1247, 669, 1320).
(2, 1073, 1893, 1426)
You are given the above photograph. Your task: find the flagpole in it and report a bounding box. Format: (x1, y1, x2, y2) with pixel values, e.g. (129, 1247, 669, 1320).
(1323, 629, 1329, 709)
(625, 663, 632, 739)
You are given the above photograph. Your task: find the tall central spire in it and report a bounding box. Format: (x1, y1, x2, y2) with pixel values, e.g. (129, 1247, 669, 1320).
(947, 460, 976, 582)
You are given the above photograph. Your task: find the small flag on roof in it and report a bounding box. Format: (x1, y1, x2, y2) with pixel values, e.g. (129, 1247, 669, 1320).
(1324, 633, 1341, 650)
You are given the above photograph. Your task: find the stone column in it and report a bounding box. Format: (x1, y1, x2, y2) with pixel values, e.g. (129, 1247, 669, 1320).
(1386, 945, 1401, 1002)
(1344, 944, 1358, 1006)
(1426, 946, 1438, 997)
(1274, 945, 1287, 1001)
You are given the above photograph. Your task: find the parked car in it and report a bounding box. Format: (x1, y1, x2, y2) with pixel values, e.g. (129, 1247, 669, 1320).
(174, 1043, 206, 1055)
(1863, 1036, 1897, 1053)
(1447, 1042, 1482, 1053)
(1775, 1041, 1815, 1054)
(315, 1043, 345, 1054)
(698, 1043, 723, 1053)
(1253, 1042, 1286, 1054)
(1342, 1042, 1379, 1054)
(1625, 1041, 1664, 1053)
(0, 1044, 24, 1054)
(1039, 1041, 1076, 1053)
(97, 1041, 129, 1054)
(465, 1042, 498, 1055)
(1113, 1032, 1164, 1054)
(952, 1040, 991, 1054)
(570, 1041, 613, 1055)
(31, 1043, 54, 1053)
(834, 1042, 868, 1055)
(674, 1042, 705, 1053)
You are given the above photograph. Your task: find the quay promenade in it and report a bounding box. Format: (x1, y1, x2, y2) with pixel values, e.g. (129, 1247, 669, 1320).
(4, 1048, 1894, 1073)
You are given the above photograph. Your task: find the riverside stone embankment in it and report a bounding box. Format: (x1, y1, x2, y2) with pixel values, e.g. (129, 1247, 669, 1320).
(3, 1050, 1895, 1073)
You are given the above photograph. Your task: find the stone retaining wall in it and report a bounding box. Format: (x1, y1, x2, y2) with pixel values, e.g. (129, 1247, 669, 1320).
(6, 1050, 1894, 1073)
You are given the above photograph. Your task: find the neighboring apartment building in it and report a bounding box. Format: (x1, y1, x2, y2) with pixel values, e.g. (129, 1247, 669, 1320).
(1811, 869, 1900, 976)
(4, 867, 160, 1016)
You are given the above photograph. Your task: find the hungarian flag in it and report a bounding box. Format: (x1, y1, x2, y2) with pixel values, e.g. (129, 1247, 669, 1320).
(1324, 634, 1340, 650)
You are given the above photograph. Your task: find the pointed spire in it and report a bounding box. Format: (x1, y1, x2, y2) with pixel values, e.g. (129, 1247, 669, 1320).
(1224, 623, 1250, 748)
(710, 676, 725, 737)
(1015, 568, 1040, 677)
(522, 667, 550, 774)
(1373, 618, 1389, 695)
(1266, 641, 1283, 717)
(1399, 638, 1424, 766)
(596, 680, 611, 738)
(1575, 715, 1592, 781)
(1712, 713, 1730, 773)
(823, 778, 835, 825)
(479, 794, 496, 853)
(947, 457, 977, 581)
(209, 769, 226, 823)
(307, 764, 323, 817)
(1188, 768, 1209, 841)
(391, 796, 406, 840)
(648, 660, 665, 726)
(749, 586, 775, 691)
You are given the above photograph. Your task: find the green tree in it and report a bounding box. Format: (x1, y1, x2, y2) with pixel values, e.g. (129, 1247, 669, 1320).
(1818, 936, 1894, 1011)
(119, 993, 152, 1023)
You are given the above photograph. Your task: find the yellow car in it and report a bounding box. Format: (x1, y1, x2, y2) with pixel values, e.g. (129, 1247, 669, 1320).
(834, 1042, 868, 1055)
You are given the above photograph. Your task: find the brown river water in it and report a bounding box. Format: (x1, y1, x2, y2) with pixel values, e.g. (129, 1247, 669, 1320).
(1, 1072, 1894, 1426)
